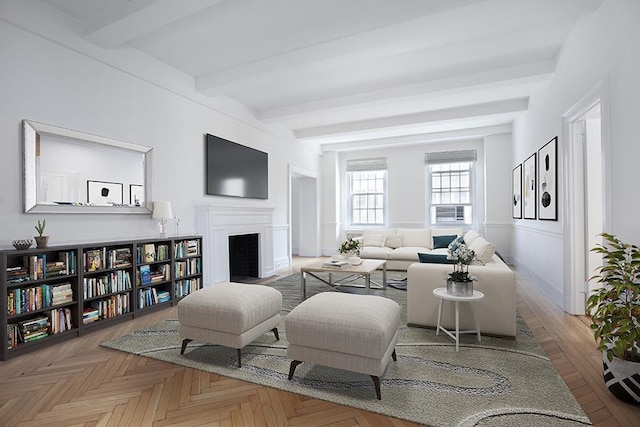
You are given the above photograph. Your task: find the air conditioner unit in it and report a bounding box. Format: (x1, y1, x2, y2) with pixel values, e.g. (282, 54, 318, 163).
(435, 205, 465, 222)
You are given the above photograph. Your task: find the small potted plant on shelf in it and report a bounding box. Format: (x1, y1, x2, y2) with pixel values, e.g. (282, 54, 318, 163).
(587, 233, 640, 404)
(446, 243, 475, 296)
(34, 219, 49, 248)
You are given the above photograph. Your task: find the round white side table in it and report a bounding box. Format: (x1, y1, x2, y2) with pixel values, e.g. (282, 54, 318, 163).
(432, 287, 485, 351)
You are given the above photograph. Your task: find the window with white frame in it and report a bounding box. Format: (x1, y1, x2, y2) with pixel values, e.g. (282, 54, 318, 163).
(347, 158, 387, 225)
(426, 150, 476, 225)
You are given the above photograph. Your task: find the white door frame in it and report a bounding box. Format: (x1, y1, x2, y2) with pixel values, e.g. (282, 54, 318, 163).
(288, 164, 320, 259)
(561, 79, 612, 314)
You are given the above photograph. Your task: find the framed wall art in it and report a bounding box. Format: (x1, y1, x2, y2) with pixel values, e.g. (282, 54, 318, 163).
(538, 137, 558, 220)
(512, 164, 522, 219)
(87, 180, 123, 205)
(523, 153, 537, 219)
(129, 184, 144, 207)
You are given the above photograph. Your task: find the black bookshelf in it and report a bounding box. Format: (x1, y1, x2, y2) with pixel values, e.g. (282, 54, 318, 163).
(0, 235, 202, 360)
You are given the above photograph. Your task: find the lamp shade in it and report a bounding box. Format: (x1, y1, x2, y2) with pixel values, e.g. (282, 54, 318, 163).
(152, 201, 173, 219)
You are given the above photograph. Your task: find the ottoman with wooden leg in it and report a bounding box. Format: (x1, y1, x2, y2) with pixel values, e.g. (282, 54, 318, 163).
(177, 282, 282, 367)
(285, 292, 401, 400)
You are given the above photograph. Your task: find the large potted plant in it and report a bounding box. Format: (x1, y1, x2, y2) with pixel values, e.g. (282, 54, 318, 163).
(587, 233, 640, 404)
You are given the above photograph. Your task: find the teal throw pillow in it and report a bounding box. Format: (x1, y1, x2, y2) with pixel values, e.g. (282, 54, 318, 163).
(433, 234, 458, 249)
(448, 236, 465, 252)
(417, 253, 454, 264)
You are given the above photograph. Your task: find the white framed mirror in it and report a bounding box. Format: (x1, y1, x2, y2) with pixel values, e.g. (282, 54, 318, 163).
(23, 120, 153, 214)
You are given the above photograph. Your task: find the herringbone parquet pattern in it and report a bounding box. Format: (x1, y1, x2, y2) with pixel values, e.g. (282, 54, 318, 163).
(1, 258, 639, 426)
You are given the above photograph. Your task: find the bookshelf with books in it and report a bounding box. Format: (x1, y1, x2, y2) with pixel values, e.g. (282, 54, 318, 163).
(1, 245, 79, 360)
(173, 238, 203, 301)
(1, 235, 203, 360)
(81, 243, 134, 328)
(135, 240, 172, 312)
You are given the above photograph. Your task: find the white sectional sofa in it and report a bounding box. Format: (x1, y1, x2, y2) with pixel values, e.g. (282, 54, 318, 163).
(358, 227, 464, 270)
(358, 227, 517, 337)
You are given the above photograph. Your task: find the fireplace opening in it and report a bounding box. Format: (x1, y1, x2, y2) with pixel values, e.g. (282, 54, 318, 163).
(228, 233, 259, 282)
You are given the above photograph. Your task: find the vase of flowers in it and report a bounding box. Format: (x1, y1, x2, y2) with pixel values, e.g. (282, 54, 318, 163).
(446, 242, 476, 296)
(339, 237, 362, 263)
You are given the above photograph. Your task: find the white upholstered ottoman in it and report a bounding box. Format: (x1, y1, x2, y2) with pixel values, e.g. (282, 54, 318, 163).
(178, 282, 282, 367)
(285, 292, 401, 400)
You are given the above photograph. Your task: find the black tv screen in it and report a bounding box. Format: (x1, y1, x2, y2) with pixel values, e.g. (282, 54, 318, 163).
(206, 134, 268, 199)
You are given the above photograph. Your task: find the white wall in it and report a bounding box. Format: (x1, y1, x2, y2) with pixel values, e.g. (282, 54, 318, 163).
(511, 0, 640, 308)
(320, 137, 512, 254)
(0, 15, 321, 258)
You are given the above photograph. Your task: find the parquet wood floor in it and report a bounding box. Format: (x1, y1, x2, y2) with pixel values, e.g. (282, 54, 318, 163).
(0, 257, 638, 426)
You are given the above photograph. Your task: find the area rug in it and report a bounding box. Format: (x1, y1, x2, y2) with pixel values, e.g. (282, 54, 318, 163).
(101, 272, 591, 427)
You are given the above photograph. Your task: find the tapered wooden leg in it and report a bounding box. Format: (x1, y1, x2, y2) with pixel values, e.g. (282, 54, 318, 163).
(237, 349, 242, 368)
(288, 360, 302, 380)
(180, 339, 192, 354)
(392, 349, 397, 362)
(371, 375, 382, 400)
(272, 327, 279, 341)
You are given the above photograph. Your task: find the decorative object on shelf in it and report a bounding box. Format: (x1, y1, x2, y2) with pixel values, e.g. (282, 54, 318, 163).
(11, 239, 33, 250)
(587, 233, 640, 404)
(446, 242, 475, 296)
(34, 219, 49, 248)
(339, 237, 362, 256)
(152, 201, 173, 238)
(538, 136, 558, 220)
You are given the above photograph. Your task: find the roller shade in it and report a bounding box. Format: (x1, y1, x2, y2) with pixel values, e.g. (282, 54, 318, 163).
(346, 158, 387, 171)
(425, 150, 477, 164)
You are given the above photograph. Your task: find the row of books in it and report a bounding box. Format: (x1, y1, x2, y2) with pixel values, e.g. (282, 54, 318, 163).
(174, 258, 201, 278)
(138, 287, 170, 309)
(7, 316, 50, 349)
(6, 251, 76, 283)
(175, 278, 202, 298)
(138, 264, 170, 286)
(174, 240, 200, 258)
(7, 282, 74, 315)
(83, 270, 132, 299)
(138, 243, 170, 264)
(84, 247, 132, 272)
(50, 307, 73, 335)
(82, 293, 131, 324)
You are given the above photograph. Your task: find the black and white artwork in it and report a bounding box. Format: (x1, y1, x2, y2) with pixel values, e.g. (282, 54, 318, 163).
(87, 180, 123, 205)
(523, 153, 536, 219)
(512, 164, 522, 219)
(538, 137, 558, 220)
(129, 184, 144, 207)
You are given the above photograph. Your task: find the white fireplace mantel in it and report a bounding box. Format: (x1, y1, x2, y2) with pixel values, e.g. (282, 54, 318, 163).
(196, 205, 275, 285)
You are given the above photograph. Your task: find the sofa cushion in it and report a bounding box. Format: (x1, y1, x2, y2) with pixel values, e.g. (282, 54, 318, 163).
(469, 236, 496, 264)
(360, 246, 393, 259)
(418, 253, 454, 264)
(363, 234, 385, 247)
(388, 246, 425, 261)
(384, 234, 404, 249)
(464, 229, 481, 245)
(396, 228, 431, 248)
(433, 234, 457, 249)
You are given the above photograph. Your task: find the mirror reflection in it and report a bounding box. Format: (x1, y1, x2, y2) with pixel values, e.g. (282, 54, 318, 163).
(23, 120, 153, 214)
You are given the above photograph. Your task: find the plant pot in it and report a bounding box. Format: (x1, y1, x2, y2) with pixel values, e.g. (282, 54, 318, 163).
(602, 352, 640, 404)
(446, 279, 473, 297)
(34, 236, 49, 249)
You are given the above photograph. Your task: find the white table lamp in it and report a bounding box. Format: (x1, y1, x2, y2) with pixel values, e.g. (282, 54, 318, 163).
(152, 201, 173, 238)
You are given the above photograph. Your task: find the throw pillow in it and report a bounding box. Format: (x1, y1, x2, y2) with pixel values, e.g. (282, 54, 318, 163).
(418, 253, 454, 264)
(384, 234, 404, 249)
(363, 234, 384, 247)
(463, 229, 481, 245)
(448, 236, 465, 253)
(433, 234, 457, 249)
(469, 236, 495, 264)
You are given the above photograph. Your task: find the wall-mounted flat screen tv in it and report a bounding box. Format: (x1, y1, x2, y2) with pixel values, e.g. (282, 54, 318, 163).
(206, 133, 268, 199)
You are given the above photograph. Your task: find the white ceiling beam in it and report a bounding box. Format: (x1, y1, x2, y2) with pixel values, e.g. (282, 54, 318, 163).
(294, 98, 528, 140)
(83, 0, 224, 48)
(195, 0, 595, 94)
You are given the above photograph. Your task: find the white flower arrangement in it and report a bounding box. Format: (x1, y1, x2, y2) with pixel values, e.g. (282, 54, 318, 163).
(339, 237, 362, 255)
(447, 242, 475, 282)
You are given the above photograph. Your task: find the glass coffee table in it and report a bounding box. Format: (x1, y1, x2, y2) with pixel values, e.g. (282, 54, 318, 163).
(300, 259, 387, 300)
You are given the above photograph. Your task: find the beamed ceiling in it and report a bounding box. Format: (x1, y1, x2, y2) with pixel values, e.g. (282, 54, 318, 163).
(7, 0, 603, 150)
